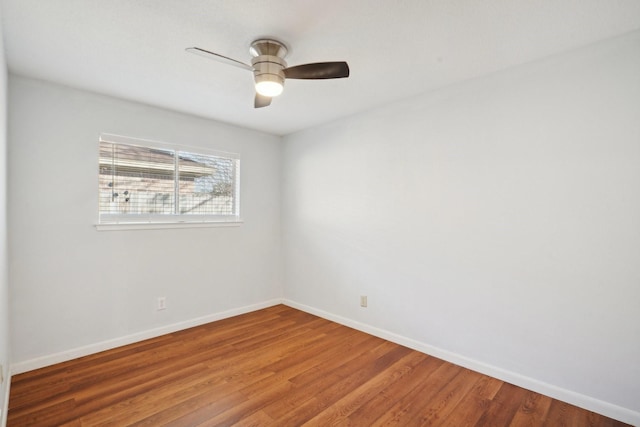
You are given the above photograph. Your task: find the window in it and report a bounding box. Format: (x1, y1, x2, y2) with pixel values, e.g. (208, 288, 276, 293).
(98, 134, 240, 227)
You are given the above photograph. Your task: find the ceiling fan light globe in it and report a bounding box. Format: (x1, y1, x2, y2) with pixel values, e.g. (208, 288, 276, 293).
(255, 79, 283, 97)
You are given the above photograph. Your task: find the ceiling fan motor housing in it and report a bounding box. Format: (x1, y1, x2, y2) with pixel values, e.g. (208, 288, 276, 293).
(251, 55, 286, 88)
(186, 38, 349, 107)
(250, 39, 288, 94)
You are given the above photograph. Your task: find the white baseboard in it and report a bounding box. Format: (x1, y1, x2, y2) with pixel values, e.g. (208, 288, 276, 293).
(10, 299, 283, 375)
(282, 299, 640, 427)
(1, 372, 10, 427)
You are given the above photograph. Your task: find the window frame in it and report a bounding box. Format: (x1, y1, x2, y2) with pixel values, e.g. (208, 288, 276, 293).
(96, 133, 242, 231)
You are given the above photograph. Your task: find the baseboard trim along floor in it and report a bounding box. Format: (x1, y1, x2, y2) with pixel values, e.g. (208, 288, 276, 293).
(10, 299, 283, 375)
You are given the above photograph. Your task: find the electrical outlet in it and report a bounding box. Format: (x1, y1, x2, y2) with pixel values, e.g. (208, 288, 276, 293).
(157, 297, 167, 311)
(360, 295, 368, 307)
(0, 363, 4, 384)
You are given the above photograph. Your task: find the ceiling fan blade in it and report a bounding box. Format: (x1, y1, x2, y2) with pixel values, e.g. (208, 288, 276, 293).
(254, 93, 272, 108)
(283, 62, 350, 79)
(186, 47, 253, 71)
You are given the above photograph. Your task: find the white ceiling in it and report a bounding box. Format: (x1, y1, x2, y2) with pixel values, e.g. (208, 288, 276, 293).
(2, 1, 640, 136)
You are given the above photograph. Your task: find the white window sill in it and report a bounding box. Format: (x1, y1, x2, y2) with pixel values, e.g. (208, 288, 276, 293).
(95, 220, 243, 231)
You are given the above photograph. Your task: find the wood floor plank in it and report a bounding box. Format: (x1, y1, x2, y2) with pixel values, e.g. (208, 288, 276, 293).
(10, 362, 210, 426)
(299, 347, 423, 425)
(369, 360, 464, 426)
(440, 375, 504, 426)
(345, 354, 443, 425)
(408, 368, 484, 425)
(227, 409, 274, 427)
(7, 398, 76, 427)
(176, 379, 293, 426)
(268, 341, 403, 426)
(7, 305, 631, 427)
(287, 333, 387, 385)
(543, 400, 619, 427)
(67, 363, 237, 426)
(475, 382, 531, 427)
(248, 328, 373, 418)
(508, 390, 553, 426)
(118, 337, 329, 424)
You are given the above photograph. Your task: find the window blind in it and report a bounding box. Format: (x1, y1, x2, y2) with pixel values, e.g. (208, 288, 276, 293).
(98, 134, 240, 224)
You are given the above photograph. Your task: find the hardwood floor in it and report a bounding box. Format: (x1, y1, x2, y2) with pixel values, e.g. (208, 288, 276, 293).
(8, 305, 629, 426)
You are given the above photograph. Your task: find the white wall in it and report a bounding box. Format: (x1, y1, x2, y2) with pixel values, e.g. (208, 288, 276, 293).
(282, 31, 640, 422)
(0, 7, 9, 424)
(8, 76, 282, 366)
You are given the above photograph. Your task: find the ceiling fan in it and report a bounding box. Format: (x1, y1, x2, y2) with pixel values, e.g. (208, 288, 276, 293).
(186, 39, 350, 108)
